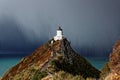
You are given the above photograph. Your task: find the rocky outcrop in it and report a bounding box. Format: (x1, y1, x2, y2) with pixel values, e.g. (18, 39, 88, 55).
(109, 40, 120, 75)
(1, 38, 100, 80)
(101, 40, 120, 80)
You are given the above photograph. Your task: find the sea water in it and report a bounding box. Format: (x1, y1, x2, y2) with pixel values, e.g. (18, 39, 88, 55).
(0, 57, 21, 76)
(85, 57, 108, 70)
(0, 57, 108, 77)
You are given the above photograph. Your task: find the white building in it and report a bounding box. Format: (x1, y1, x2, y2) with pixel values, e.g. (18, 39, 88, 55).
(54, 26, 63, 41)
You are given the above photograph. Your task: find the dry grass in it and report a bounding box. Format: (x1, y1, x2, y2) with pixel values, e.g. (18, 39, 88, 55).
(52, 71, 85, 80)
(42, 71, 85, 80)
(105, 73, 120, 80)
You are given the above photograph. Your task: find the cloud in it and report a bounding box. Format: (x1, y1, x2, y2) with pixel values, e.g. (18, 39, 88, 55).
(0, 0, 120, 57)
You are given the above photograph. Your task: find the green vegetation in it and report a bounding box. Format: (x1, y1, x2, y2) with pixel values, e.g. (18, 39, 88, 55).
(32, 71, 47, 80)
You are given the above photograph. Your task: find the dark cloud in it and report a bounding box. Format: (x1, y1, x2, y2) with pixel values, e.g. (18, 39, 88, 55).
(0, 15, 50, 52)
(0, 0, 120, 57)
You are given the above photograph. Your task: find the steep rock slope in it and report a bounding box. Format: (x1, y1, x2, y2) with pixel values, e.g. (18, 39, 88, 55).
(1, 38, 100, 80)
(109, 40, 120, 75)
(101, 40, 120, 80)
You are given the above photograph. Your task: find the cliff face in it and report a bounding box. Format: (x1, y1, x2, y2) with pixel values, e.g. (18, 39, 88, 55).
(108, 40, 120, 80)
(1, 38, 100, 80)
(101, 40, 120, 80)
(109, 40, 120, 75)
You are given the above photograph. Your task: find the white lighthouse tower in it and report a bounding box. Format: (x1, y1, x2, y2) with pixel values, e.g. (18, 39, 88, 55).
(54, 26, 63, 41)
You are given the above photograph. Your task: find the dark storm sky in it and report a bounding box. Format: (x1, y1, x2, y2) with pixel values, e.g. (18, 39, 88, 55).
(0, 0, 120, 57)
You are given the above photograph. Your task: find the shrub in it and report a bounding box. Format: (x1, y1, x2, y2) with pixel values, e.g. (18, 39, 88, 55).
(32, 71, 47, 80)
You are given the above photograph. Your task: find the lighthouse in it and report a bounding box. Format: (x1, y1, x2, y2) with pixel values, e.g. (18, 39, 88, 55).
(54, 26, 63, 41)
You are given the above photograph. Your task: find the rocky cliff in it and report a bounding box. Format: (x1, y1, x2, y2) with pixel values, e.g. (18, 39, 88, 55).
(1, 38, 100, 80)
(101, 40, 120, 80)
(109, 40, 120, 75)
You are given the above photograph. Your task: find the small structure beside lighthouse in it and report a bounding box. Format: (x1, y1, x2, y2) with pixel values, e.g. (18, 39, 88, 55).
(54, 26, 63, 41)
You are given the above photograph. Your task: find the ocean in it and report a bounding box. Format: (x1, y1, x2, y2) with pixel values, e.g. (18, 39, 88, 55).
(0, 57, 108, 77)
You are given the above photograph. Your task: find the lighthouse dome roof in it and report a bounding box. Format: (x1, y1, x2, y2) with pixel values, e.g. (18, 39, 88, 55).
(57, 26, 62, 31)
